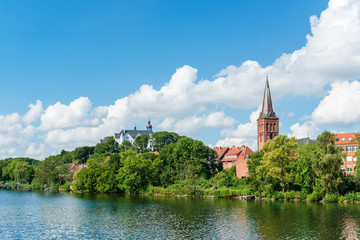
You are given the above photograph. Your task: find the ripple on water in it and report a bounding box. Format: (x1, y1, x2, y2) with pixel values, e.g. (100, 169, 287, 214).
(1, 191, 360, 239)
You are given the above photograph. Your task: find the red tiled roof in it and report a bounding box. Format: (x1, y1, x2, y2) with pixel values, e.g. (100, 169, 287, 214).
(215, 145, 254, 161)
(214, 146, 229, 160)
(335, 133, 357, 145)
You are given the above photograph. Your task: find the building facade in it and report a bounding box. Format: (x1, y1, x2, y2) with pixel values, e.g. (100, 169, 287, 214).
(115, 120, 153, 146)
(257, 76, 279, 151)
(334, 133, 358, 174)
(214, 145, 254, 178)
(101, 121, 154, 147)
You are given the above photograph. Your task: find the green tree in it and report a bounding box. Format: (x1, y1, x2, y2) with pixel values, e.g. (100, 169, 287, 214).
(72, 153, 122, 193)
(59, 150, 74, 164)
(353, 133, 360, 176)
(246, 150, 277, 192)
(120, 140, 133, 152)
(218, 166, 237, 187)
(0, 160, 7, 181)
(2, 160, 22, 181)
(151, 131, 179, 151)
(160, 137, 221, 186)
(294, 142, 317, 193)
(117, 151, 152, 194)
(262, 135, 298, 192)
(13, 162, 34, 183)
(33, 157, 59, 187)
(74, 146, 94, 163)
(133, 135, 150, 153)
(313, 131, 344, 193)
(94, 136, 119, 154)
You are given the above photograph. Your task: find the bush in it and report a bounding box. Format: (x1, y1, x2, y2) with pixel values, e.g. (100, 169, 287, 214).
(323, 194, 339, 203)
(59, 182, 71, 191)
(240, 187, 252, 196)
(300, 188, 310, 200)
(273, 191, 284, 200)
(344, 192, 360, 202)
(50, 182, 59, 189)
(306, 191, 323, 202)
(31, 181, 43, 190)
(284, 191, 295, 200)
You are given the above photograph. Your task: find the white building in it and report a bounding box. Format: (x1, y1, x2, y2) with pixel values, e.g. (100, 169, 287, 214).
(101, 121, 153, 146)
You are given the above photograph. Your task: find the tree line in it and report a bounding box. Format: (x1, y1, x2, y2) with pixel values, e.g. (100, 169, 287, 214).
(247, 131, 360, 200)
(1, 130, 360, 201)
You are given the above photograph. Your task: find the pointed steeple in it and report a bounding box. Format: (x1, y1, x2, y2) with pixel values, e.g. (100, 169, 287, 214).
(258, 75, 278, 120)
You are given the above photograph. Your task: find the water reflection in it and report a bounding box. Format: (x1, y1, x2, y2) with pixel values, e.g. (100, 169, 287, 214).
(1, 190, 360, 239)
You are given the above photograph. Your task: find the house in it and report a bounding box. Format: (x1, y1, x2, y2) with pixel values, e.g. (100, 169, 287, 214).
(214, 145, 254, 178)
(334, 133, 358, 174)
(101, 121, 154, 146)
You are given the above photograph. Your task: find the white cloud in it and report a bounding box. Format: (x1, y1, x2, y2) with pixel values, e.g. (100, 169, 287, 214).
(288, 121, 319, 139)
(171, 112, 236, 136)
(3, 0, 360, 159)
(39, 97, 95, 130)
(312, 81, 360, 125)
(221, 107, 260, 138)
(215, 108, 261, 150)
(215, 138, 258, 151)
(25, 143, 46, 159)
(23, 100, 43, 124)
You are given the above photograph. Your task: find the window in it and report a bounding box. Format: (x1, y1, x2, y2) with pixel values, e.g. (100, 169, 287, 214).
(354, 157, 357, 162)
(224, 162, 228, 166)
(354, 146, 358, 152)
(349, 137, 353, 141)
(347, 156, 352, 162)
(232, 161, 235, 166)
(341, 166, 345, 171)
(346, 146, 352, 152)
(342, 137, 346, 142)
(335, 138, 339, 142)
(347, 167, 353, 172)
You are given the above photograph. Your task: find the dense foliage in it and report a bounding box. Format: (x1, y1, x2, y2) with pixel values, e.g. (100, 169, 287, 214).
(1, 131, 359, 202)
(246, 131, 353, 200)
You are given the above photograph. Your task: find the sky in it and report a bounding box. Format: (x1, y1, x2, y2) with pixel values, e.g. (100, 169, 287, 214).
(1, 0, 360, 160)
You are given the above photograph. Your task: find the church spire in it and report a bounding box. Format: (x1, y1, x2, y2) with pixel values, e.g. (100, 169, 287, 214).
(258, 75, 278, 120)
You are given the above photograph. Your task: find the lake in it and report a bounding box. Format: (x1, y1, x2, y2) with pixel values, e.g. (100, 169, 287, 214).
(0, 190, 359, 239)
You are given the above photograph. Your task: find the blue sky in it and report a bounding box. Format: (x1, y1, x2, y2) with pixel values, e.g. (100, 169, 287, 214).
(1, 0, 360, 159)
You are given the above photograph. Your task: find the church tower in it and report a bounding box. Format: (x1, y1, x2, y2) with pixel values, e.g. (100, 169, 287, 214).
(257, 75, 279, 151)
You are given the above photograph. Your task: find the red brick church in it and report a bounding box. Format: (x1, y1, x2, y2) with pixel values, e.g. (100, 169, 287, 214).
(257, 75, 279, 150)
(214, 76, 279, 178)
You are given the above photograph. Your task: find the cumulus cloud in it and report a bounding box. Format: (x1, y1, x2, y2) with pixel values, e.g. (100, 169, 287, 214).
(288, 121, 319, 139)
(215, 108, 261, 150)
(23, 100, 43, 124)
(2, 0, 360, 158)
(312, 81, 360, 125)
(169, 112, 236, 136)
(215, 137, 257, 150)
(39, 97, 96, 130)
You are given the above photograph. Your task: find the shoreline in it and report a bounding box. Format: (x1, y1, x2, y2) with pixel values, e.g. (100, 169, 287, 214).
(2, 185, 360, 204)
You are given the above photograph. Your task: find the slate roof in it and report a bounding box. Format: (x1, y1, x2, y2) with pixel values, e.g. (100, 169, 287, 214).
(115, 129, 153, 140)
(297, 137, 316, 144)
(258, 76, 278, 120)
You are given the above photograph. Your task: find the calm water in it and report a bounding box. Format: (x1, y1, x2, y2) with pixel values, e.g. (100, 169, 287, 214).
(0, 190, 360, 239)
